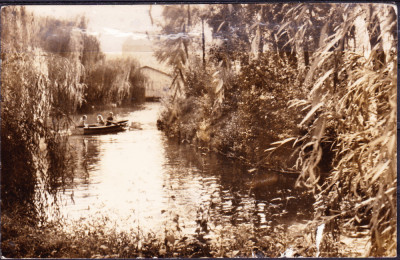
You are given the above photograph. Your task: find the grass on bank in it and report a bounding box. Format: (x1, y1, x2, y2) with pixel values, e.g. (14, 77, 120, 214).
(2, 209, 372, 258)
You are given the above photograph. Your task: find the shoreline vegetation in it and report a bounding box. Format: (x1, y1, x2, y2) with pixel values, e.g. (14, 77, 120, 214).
(156, 3, 396, 256)
(1, 4, 397, 258)
(0, 212, 319, 258)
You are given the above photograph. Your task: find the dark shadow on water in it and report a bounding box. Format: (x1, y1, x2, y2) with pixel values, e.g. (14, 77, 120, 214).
(161, 137, 314, 234)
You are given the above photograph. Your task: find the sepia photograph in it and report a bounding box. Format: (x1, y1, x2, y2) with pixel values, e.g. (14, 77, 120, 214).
(0, 3, 397, 258)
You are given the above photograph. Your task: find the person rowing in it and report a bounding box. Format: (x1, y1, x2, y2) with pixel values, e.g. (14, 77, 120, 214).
(106, 112, 114, 126)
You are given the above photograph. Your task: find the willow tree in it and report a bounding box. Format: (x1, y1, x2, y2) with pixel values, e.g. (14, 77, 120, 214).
(1, 6, 89, 219)
(270, 3, 397, 256)
(84, 57, 146, 107)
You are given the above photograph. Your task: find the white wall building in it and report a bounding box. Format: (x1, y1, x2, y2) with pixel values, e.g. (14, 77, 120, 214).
(140, 66, 172, 100)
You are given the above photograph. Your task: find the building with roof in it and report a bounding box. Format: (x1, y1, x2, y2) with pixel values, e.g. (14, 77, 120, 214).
(140, 66, 172, 100)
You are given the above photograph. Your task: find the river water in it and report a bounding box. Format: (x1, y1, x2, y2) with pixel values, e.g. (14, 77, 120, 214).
(52, 102, 313, 240)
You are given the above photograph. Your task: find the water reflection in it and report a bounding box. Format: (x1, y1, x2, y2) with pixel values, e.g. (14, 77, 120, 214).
(53, 102, 313, 237)
(161, 138, 313, 235)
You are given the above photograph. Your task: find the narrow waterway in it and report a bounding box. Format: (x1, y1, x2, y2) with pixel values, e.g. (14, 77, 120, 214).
(53, 102, 313, 240)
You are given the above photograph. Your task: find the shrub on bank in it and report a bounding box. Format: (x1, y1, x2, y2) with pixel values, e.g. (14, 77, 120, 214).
(158, 52, 304, 168)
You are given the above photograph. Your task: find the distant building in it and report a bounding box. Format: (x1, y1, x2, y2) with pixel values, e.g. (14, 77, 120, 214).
(140, 66, 172, 100)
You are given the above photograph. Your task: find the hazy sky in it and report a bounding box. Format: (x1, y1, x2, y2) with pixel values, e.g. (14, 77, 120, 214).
(26, 5, 213, 71)
(27, 5, 164, 53)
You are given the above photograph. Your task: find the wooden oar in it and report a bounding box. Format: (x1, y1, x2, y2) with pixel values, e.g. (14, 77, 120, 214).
(107, 120, 128, 126)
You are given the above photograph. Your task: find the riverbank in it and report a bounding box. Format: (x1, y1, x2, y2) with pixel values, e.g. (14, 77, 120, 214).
(3, 211, 371, 258)
(157, 98, 301, 173)
(0, 212, 316, 258)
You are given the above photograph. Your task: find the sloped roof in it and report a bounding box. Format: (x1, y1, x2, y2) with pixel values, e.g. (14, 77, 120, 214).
(140, 66, 172, 78)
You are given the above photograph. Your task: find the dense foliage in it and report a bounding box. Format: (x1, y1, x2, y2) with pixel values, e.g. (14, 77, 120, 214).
(1, 6, 147, 253)
(83, 57, 146, 109)
(1, 210, 304, 258)
(1, 7, 81, 218)
(156, 3, 397, 256)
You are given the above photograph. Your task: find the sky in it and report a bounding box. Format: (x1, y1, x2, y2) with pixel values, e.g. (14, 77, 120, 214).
(27, 5, 164, 54)
(26, 5, 213, 71)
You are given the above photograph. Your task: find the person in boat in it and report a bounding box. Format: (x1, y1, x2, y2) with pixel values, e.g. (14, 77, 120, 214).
(97, 114, 105, 125)
(78, 115, 87, 127)
(106, 112, 114, 126)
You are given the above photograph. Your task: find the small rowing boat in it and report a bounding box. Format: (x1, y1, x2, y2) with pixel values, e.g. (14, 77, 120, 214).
(72, 120, 129, 135)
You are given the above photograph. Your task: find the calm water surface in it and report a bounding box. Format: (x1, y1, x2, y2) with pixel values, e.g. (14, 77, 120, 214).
(53, 102, 313, 237)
